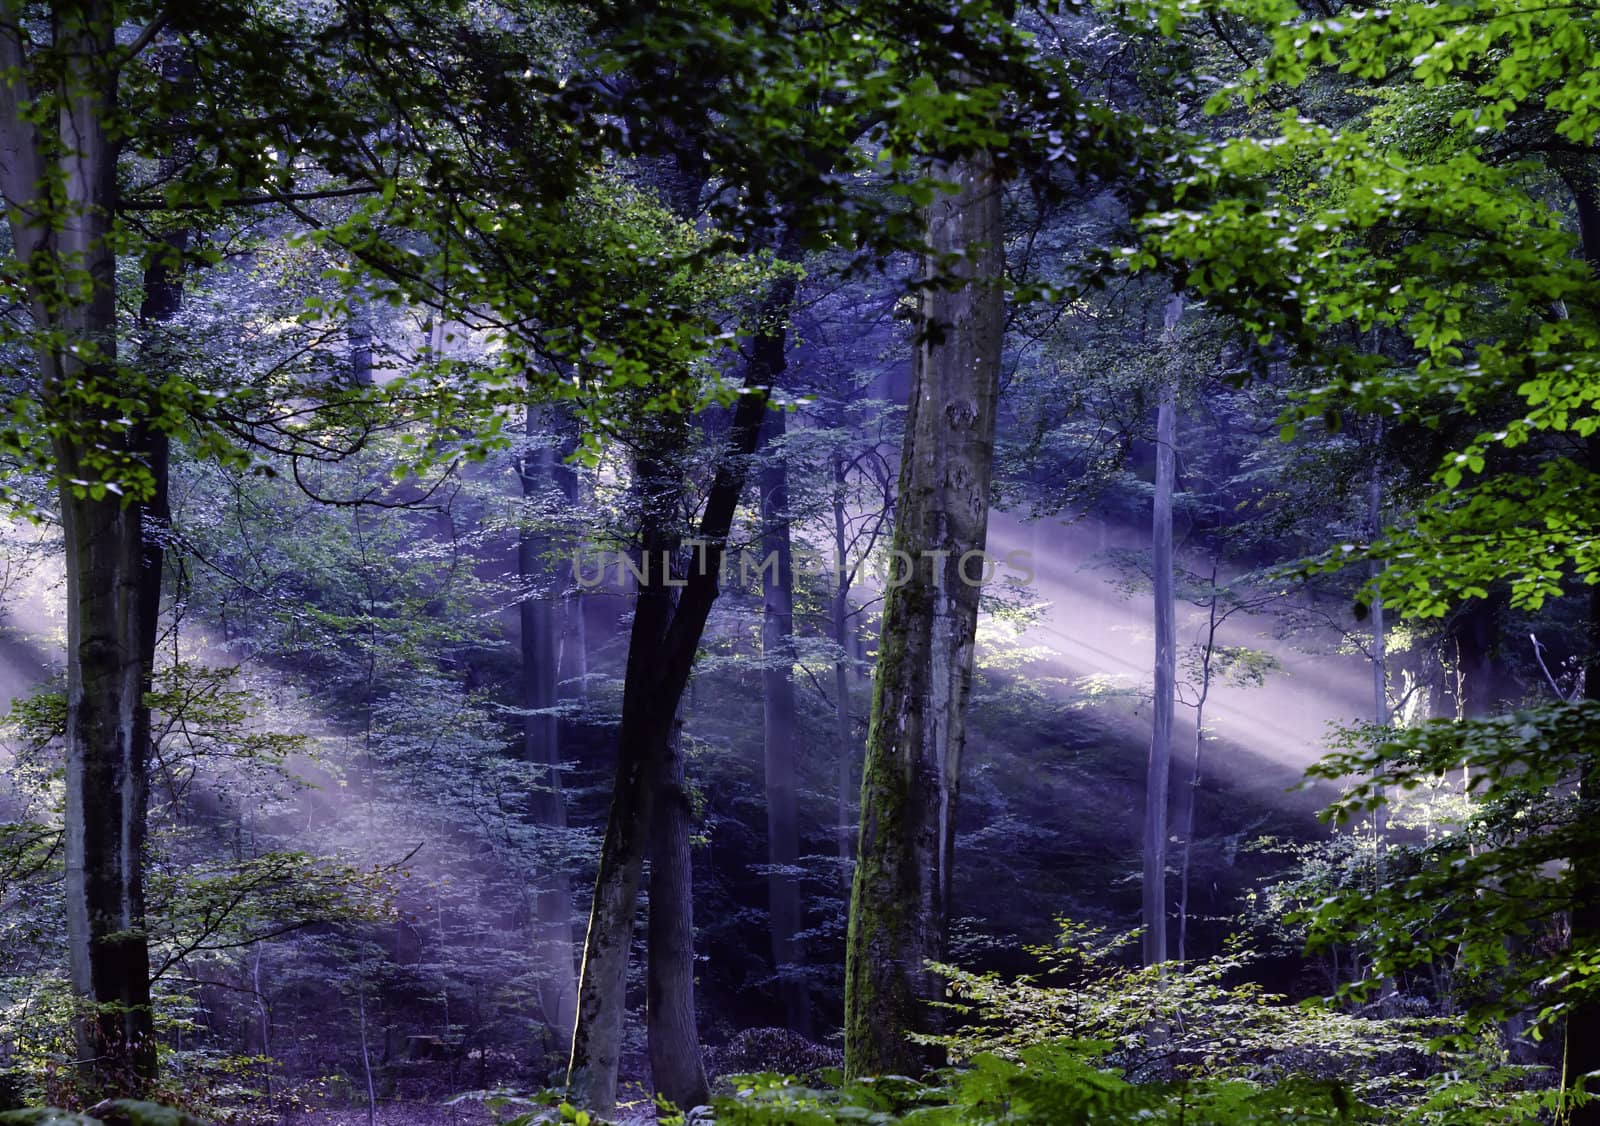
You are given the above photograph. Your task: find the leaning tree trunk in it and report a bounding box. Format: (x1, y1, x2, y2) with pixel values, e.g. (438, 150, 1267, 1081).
(567, 357, 778, 1112)
(566, 439, 682, 1113)
(646, 704, 710, 1109)
(2, 6, 160, 1094)
(844, 150, 1004, 1079)
(759, 406, 812, 1037)
(1142, 296, 1180, 970)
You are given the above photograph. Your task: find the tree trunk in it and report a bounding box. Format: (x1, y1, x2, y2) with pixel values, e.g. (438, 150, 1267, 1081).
(1175, 563, 1215, 965)
(1451, 595, 1506, 720)
(2, 6, 161, 1094)
(1558, 155, 1600, 1126)
(567, 347, 778, 1112)
(646, 705, 710, 1109)
(833, 462, 856, 874)
(517, 406, 579, 1045)
(349, 292, 374, 386)
(1575, 558, 1600, 1124)
(844, 151, 1004, 1079)
(566, 441, 679, 1114)
(1366, 431, 1402, 1014)
(1142, 296, 1180, 970)
(759, 408, 812, 1036)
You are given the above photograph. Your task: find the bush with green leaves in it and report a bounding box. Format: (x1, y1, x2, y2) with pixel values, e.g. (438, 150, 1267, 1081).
(1301, 706, 1600, 1048)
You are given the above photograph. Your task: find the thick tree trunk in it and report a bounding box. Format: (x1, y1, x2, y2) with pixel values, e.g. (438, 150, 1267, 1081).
(59, 461, 162, 1094)
(517, 407, 579, 1046)
(1142, 296, 1180, 970)
(3, 7, 160, 1094)
(646, 706, 710, 1109)
(844, 151, 1004, 1079)
(759, 408, 812, 1036)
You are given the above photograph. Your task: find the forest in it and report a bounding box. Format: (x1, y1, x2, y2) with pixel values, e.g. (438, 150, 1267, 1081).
(3, 0, 1600, 1122)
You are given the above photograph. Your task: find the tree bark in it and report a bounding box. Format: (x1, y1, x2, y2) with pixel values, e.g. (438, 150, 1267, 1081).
(844, 151, 1004, 1079)
(1142, 295, 1180, 970)
(646, 705, 710, 1109)
(759, 407, 812, 1037)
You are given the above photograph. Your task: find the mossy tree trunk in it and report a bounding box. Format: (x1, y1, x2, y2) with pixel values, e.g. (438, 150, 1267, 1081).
(843, 151, 1004, 1079)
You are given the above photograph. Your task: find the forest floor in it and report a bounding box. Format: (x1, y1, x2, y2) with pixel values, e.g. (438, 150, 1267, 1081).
(273, 1092, 667, 1125)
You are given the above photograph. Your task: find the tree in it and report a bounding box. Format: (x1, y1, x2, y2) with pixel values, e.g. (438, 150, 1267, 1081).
(1142, 294, 1181, 969)
(757, 333, 813, 1038)
(2, 2, 169, 1088)
(0, 0, 609, 1094)
(514, 409, 580, 1043)
(565, 369, 776, 1113)
(1129, 0, 1600, 1109)
(844, 148, 1006, 1078)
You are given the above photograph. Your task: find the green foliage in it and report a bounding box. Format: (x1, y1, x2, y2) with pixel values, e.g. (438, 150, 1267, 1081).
(1302, 706, 1600, 1042)
(709, 1041, 1377, 1124)
(1119, 0, 1600, 620)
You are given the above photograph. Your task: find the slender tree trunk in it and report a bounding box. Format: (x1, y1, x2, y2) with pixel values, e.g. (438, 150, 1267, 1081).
(1366, 432, 1402, 1014)
(1142, 295, 1181, 970)
(833, 463, 856, 873)
(567, 345, 778, 1112)
(566, 443, 678, 1114)
(759, 408, 812, 1036)
(1175, 565, 1215, 965)
(358, 971, 376, 1126)
(2, 7, 160, 1094)
(646, 705, 710, 1109)
(349, 292, 374, 386)
(1576, 550, 1600, 1123)
(517, 407, 579, 1045)
(844, 151, 1004, 1079)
